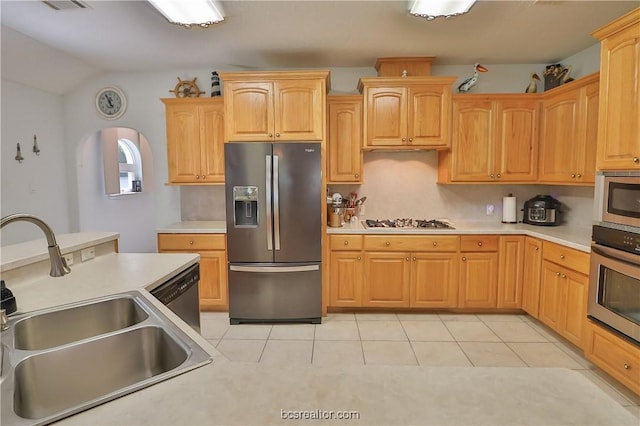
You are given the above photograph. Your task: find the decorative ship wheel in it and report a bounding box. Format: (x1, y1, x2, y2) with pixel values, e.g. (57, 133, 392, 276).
(169, 77, 205, 98)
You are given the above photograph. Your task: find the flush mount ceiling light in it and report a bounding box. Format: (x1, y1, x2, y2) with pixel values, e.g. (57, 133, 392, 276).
(148, 0, 224, 28)
(410, 0, 477, 20)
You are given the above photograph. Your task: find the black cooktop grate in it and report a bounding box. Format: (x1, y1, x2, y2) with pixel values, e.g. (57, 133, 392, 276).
(364, 219, 454, 229)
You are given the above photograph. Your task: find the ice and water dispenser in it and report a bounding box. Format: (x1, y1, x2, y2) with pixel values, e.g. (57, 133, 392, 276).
(233, 186, 258, 227)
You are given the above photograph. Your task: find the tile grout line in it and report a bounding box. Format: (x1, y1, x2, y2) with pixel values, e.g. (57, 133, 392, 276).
(398, 318, 420, 366)
(354, 315, 367, 365)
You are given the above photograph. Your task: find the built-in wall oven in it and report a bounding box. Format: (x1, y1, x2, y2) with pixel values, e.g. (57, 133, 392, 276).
(588, 171, 640, 344)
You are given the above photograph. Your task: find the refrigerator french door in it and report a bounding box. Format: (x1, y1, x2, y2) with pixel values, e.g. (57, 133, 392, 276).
(225, 142, 322, 324)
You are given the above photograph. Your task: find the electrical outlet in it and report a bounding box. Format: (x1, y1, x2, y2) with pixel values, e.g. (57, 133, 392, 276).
(486, 204, 495, 215)
(81, 247, 95, 262)
(62, 253, 73, 266)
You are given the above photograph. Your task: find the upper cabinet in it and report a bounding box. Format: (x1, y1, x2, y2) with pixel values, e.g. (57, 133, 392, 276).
(358, 77, 456, 150)
(327, 95, 363, 183)
(438, 95, 539, 183)
(539, 73, 599, 185)
(162, 98, 225, 184)
(219, 71, 330, 142)
(592, 8, 640, 170)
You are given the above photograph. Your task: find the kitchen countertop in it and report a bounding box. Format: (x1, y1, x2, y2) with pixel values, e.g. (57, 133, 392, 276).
(328, 221, 592, 252)
(157, 221, 226, 234)
(2, 234, 636, 426)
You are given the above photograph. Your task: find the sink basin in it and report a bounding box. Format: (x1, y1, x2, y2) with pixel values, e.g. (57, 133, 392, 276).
(1, 291, 212, 426)
(14, 326, 186, 420)
(13, 296, 148, 350)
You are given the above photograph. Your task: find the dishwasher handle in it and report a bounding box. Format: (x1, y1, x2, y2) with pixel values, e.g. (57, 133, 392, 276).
(151, 264, 200, 305)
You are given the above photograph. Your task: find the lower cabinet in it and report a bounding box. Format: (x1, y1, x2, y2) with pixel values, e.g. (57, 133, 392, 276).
(157, 233, 228, 310)
(521, 236, 543, 318)
(497, 236, 525, 309)
(538, 241, 590, 349)
(363, 252, 411, 307)
(458, 236, 499, 308)
(410, 252, 459, 308)
(329, 251, 363, 307)
(585, 321, 640, 396)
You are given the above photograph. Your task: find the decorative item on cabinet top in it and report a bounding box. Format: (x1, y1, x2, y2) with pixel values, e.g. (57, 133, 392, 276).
(169, 77, 205, 98)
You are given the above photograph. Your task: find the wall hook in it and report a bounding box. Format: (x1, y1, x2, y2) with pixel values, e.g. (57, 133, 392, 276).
(15, 143, 24, 163)
(33, 134, 40, 155)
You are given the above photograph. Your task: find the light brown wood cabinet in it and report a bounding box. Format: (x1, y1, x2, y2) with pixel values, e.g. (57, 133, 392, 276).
(497, 236, 525, 309)
(157, 233, 228, 310)
(220, 71, 329, 142)
(410, 252, 459, 308)
(593, 8, 640, 171)
(358, 77, 456, 149)
(539, 73, 599, 185)
(538, 241, 590, 348)
(329, 235, 364, 307)
(327, 96, 363, 183)
(162, 98, 225, 184)
(363, 251, 411, 307)
(438, 95, 539, 183)
(458, 236, 499, 308)
(586, 320, 640, 395)
(521, 236, 543, 318)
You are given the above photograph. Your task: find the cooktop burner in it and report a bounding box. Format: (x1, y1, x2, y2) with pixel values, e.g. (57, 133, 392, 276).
(363, 219, 455, 229)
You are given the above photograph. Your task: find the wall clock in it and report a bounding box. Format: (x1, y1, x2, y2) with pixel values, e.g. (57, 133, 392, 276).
(95, 86, 127, 120)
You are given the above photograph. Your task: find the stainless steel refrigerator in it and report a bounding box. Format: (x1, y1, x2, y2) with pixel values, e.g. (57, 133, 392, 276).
(224, 142, 322, 324)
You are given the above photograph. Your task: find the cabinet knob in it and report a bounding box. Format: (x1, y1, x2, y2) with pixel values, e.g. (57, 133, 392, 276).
(633, 157, 639, 164)
(357, 256, 361, 261)
(275, 133, 280, 137)
(571, 173, 576, 178)
(576, 173, 582, 178)
(354, 173, 359, 179)
(385, 241, 391, 246)
(268, 133, 273, 138)
(343, 241, 349, 246)
(561, 274, 567, 278)
(412, 257, 417, 261)
(560, 254, 565, 259)
(536, 247, 540, 251)
(432, 241, 438, 247)
(496, 174, 501, 178)
(402, 137, 406, 142)
(478, 241, 483, 247)
(490, 174, 495, 178)
(624, 363, 630, 370)
(189, 240, 194, 245)
(409, 137, 413, 142)
(406, 257, 410, 261)
(556, 272, 561, 276)
(195, 175, 200, 179)
(462, 256, 467, 261)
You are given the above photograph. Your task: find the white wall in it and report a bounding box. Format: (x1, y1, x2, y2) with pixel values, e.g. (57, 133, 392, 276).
(1, 80, 71, 245)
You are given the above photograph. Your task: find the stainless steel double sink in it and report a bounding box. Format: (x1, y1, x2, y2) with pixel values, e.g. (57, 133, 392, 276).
(1, 291, 213, 426)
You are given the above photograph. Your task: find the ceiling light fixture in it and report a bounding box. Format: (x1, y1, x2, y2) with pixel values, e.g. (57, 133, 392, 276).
(148, 0, 224, 28)
(410, 0, 477, 21)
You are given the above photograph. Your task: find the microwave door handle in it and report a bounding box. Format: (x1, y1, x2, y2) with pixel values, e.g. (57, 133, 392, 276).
(273, 155, 281, 251)
(266, 155, 273, 251)
(592, 245, 640, 267)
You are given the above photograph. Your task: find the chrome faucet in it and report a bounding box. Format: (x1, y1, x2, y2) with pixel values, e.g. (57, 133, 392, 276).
(1, 214, 71, 277)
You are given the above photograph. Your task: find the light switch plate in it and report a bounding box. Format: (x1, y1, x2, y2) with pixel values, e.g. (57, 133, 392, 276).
(81, 247, 95, 262)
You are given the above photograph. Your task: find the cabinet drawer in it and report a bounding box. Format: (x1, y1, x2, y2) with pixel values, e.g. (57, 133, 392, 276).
(363, 236, 459, 252)
(330, 235, 363, 251)
(586, 322, 640, 395)
(460, 235, 499, 252)
(542, 241, 589, 275)
(158, 233, 226, 251)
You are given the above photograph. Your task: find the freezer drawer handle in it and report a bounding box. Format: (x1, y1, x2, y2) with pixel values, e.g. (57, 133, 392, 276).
(230, 265, 320, 273)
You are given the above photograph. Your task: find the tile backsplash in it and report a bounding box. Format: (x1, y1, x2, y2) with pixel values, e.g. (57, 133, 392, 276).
(182, 151, 595, 229)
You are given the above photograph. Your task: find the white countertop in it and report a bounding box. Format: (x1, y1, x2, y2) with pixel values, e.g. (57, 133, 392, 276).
(329, 220, 592, 252)
(157, 221, 226, 234)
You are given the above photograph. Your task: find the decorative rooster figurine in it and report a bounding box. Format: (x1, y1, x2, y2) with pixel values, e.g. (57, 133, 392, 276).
(458, 63, 488, 93)
(525, 73, 541, 93)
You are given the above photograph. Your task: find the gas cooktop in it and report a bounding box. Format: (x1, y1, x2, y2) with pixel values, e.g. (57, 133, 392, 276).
(362, 219, 455, 229)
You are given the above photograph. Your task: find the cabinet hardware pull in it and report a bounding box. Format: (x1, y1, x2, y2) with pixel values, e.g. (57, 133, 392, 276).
(556, 272, 560, 276)
(490, 174, 495, 178)
(268, 133, 273, 138)
(462, 257, 467, 261)
(633, 157, 639, 164)
(536, 247, 540, 251)
(624, 363, 630, 370)
(357, 256, 361, 261)
(402, 137, 406, 142)
(406, 257, 410, 261)
(409, 137, 413, 142)
(355, 173, 359, 178)
(385, 241, 391, 246)
(561, 274, 566, 278)
(560, 255, 565, 259)
(432, 242, 438, 247)
(275, 133, 280, 137)
(571, 173, 576, 178)
(344, 241, 349, 246)
(412, 257, 416, 261)
(478, 241, 483, 247)
(196, 175, 201, 179)
(496, 174, 501, 178)
(189, 240, 194, 245)
(576, 174, 582, 178)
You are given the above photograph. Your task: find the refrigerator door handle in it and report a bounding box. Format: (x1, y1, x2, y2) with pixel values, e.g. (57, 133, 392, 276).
(230, 265, 320, 273)
(273, 155, 281, 251)
(265, 155, 273, 251)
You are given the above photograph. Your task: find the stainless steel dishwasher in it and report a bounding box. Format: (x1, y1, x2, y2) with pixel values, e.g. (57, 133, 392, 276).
(150, 264, 201, 333)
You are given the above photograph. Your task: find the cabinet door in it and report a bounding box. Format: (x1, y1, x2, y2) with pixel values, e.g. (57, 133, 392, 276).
(450, 99, 494, 181)
(224, 81, 274, 141)
(495, 100, 539, 182)
(497, 236, 525, 309)
(199, 101, 225, 183)
(165, 103, 202, 183)
(539, 261, 564, 330)
(539, 91, 580, 183)
(596, 22, 640, 170)
(327, 97, 362, 183)
(407, 85, 449, 147)
(575, 81, 598, 184)
(274, 79, 324, 141)
(364, 87, 407, 147)
(458, 252, 498, 308)
(522, 237, 543, 318)
(363, 252, 410, 307)
(199, 250, 228, 310)
(410, 252, 458, 308)
(329, 251, 363, 307)
(561, 268, 588, 349)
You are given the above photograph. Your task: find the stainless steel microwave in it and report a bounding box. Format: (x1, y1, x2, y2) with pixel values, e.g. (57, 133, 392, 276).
(594, 171, 640, 230)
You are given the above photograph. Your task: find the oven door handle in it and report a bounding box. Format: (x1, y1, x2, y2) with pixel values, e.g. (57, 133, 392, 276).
(592, 244, 640, 267)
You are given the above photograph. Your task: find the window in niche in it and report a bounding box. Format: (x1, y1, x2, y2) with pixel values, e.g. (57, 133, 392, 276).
(118, 138, 142, 193)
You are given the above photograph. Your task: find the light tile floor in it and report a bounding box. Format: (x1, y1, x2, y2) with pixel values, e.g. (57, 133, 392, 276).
(201, 311, 640, 418)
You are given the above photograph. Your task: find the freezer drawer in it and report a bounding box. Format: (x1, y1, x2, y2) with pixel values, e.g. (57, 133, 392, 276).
(228, 263, 321, 324)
